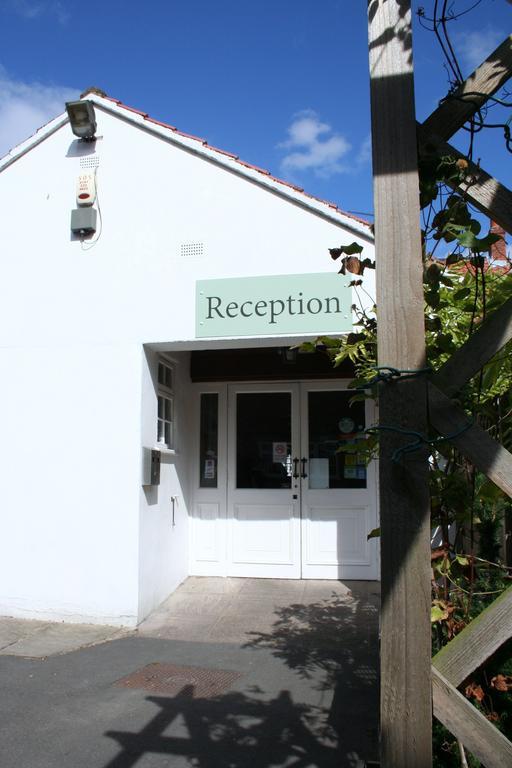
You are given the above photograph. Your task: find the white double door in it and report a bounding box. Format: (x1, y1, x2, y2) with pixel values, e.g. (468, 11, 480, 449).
(191, 381, 379, 580)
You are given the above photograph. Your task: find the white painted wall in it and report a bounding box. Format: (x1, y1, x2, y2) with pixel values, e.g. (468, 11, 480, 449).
(0, 108, 375, 350)
(0, 344, 141, 626)
(138, 349, 191, 622)
(0, 102, 375, 625)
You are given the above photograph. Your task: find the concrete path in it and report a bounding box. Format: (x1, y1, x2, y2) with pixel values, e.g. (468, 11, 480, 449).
(138, 576, 362, 642)
(0, 578, 380, 768)
(0, 617, 126, 657)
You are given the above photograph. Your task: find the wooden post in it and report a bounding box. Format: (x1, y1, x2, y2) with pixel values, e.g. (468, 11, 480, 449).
(368, 2, 432, 766)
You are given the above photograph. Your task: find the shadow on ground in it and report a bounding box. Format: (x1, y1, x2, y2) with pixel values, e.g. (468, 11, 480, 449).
(104, 588, 379, 767)
(105, 685, 341, 768)
(245, 589, 380, 761)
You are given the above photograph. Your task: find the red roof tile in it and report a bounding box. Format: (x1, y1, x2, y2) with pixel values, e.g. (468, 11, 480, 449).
(206, 145, 239, 159)
(146, 117, 177, 131)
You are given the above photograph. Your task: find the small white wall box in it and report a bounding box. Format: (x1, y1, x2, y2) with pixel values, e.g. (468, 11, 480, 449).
(76, 173, 97, 207)
(71, 207, 97, 235)
(142, 448, 161, 486)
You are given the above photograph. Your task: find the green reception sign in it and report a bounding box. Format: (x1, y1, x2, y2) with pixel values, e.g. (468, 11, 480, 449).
(196, 273, 352, 338)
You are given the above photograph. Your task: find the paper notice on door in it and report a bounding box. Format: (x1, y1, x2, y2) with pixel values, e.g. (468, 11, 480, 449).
(204, 459, 216, 479)
(309, 458, 329, 489)
(272, 442, 288, 463)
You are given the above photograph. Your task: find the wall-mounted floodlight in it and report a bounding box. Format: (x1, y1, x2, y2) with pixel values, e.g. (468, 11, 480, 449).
(65, 100, 97, 140)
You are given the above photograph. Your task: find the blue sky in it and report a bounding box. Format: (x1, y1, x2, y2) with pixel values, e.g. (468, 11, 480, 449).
(0, 0, 510, 218)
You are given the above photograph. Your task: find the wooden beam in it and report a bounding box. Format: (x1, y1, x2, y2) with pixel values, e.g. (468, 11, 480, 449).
(417, 130, 512, 235)
(422, 35, 512, 141)
(433, 296, 512, 397)
(368, 3, 432, 766)
(428, 383, 512, 499)
(433, 585, 512, 687)
(432, 667, 512, 768)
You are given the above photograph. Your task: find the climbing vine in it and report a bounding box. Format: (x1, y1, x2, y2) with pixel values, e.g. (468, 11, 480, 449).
(312, 149, 512, 765)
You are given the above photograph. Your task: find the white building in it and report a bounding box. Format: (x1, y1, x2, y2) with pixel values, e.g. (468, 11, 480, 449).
(0, 91, 378, 628)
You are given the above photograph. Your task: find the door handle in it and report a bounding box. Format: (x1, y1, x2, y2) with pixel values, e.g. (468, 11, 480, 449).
(293, 457, 300, 479)
(301, 457, 308, 479)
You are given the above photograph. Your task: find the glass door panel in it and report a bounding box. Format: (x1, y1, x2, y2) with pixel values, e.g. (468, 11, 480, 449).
(199, 393, 219, 488)
(236, 392, 292, 489)
(308, 391, 366, 489)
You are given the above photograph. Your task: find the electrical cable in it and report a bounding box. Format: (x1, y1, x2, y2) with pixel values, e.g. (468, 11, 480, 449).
(80, 164, 103, 251)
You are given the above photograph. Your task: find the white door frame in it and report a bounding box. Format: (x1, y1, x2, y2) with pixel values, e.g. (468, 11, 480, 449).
(189, 379, 379, 580)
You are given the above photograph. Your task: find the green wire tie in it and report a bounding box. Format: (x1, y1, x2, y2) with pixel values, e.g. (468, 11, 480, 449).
(366, 421, 473, 463)
(368, 366, 432, 386)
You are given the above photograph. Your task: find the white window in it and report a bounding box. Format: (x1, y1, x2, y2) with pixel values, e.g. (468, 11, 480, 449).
(157, 359, 175, 449)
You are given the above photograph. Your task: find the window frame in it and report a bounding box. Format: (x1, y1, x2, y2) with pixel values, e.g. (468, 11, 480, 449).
(156, 357, 176, 451)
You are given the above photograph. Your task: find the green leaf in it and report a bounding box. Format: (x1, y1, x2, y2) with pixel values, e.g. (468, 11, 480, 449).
(435, 558, 452, 576)
(455, 554, 469, 566)
(367, 527, 381, 541)
(431, 605, 448, 623)
(426, 262, 441, 286)
(425, 315, 442, 332)
(469, 219, 482, 236)
(333, 350, 349, 367)
(436, 333, 454, 353)
(425, 290, 440, 309)
(456, 230, 501, 251)
(477, 478, 505, 504)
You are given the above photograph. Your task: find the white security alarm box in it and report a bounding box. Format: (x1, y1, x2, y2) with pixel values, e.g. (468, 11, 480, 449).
(76, 172, 96, 206)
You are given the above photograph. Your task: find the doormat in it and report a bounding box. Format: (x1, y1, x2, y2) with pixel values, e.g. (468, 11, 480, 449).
(115, 662, 242, 698)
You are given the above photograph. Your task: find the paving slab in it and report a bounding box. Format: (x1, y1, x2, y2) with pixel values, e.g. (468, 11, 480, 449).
(303, 579, 352, 598)
(178, 576, 245, 594)
(138, 578, 380, 648)
(238, 577, 307, 597)
(0, 617, 48, 652)
(140, 615, 220, 642)
(0, 617, 126, 657)
(158, 591, 233, 616)
(220, 597, 294, 617)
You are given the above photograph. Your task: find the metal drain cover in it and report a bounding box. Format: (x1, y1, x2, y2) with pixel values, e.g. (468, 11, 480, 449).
(115, 663, 242, 698)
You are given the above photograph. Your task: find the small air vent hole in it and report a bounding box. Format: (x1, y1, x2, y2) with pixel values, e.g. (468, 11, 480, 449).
(80, 155, 100, 169)
(181, 242, 204, 258)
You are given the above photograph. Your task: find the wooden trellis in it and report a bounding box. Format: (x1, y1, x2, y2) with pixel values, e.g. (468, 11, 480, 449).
(368, 3, 512, 766)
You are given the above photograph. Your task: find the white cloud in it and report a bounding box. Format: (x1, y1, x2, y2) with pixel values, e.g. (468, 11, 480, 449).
(279, 110, 351, 178)
(4, 0, 69, 24)
(0, 67, 78, 157)
(454, 26, 502, 72)
(278, 111, 370, 179)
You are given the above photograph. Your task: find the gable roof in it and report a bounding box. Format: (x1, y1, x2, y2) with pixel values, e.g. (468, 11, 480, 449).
(0, 90, 373, 240)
